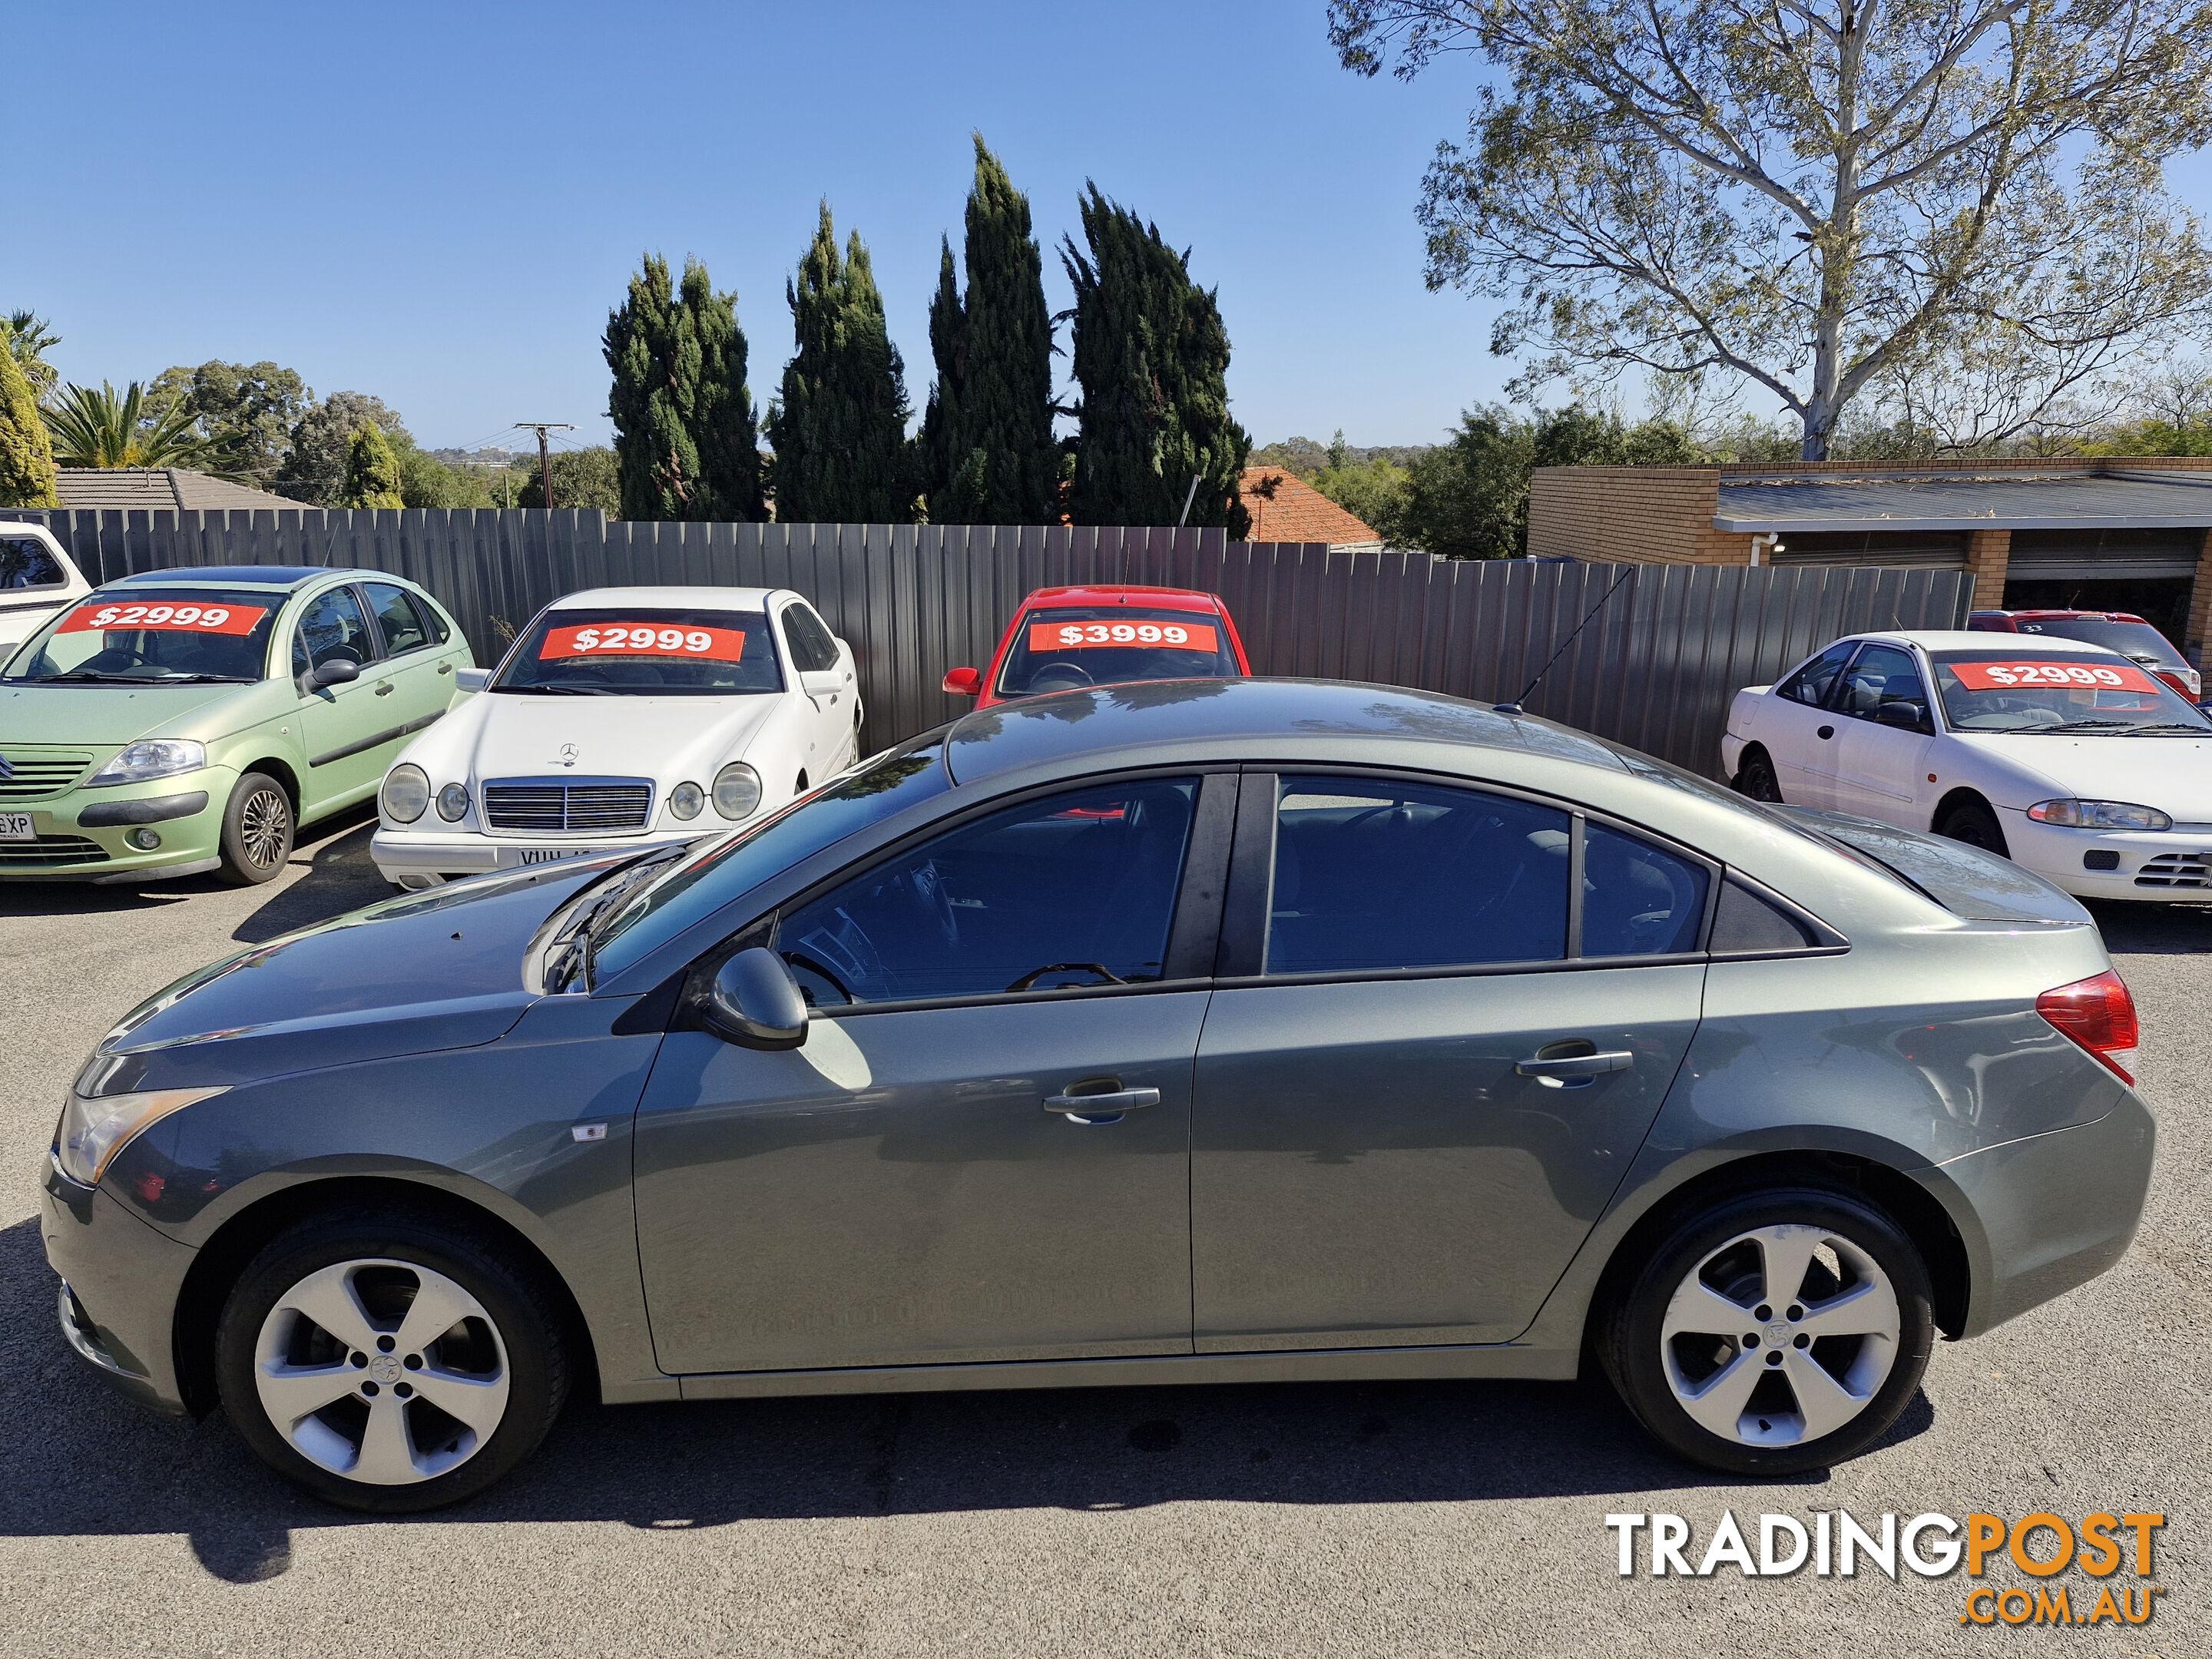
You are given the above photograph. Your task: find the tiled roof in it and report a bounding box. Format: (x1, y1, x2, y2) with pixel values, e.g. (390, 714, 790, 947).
(53, 469, 297, 512)
(1238, 467, 1383, 549)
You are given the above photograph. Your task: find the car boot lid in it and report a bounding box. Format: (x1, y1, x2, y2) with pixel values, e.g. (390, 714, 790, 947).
(1779, 806, 2091, 924)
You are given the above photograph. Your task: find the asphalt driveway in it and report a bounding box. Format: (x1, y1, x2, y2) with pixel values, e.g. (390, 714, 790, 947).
(2, 814, 2205, 1657)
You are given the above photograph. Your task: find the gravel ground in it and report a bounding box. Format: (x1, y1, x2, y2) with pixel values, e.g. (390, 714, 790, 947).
(2, 810, 2205, 1657)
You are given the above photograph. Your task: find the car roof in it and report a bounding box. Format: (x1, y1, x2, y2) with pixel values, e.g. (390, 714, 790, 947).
(1971, 608, 2151, 623)
(547, 585, 777, 612)
(104, 565, 336, 591)
(1019, 585, 1221, 611)
(943, 677, 1628, 785)
(1862, 630, 2131, 656)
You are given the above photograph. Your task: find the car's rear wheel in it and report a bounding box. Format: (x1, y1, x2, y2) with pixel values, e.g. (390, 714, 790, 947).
(1600, 1187, 1933, 1475)
(1936, 797, 2009, 857)
(217, 772, 293, 885)
(1733, 747, 1783, 803)
(215, 1209, 569, 1512)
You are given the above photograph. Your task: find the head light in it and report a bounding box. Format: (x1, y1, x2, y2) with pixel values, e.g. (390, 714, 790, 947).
(436, 782, 470, 822)
(2026, 799, 2171, 830)
(55, 1085, 227, 1187)
(713, 762, 762, 820)
(87, 739, 205, 787)
(668, 780, 705, 820)
(381, 763, 429, 823)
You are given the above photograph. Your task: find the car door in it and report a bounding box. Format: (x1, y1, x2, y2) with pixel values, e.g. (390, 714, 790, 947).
(1757, 641, 1859, 807)
(630, 770, 1233, 1375)
(1827, 644, 1938, 826)
(778, 599, 856, 779)
(1190, 772, 1707, 1351)
(360, 581, 462, 748)
(292, 584, 392, 813)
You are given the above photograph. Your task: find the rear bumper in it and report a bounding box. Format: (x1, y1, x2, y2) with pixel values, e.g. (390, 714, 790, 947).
(1919, 1090, 2156, 1339)
(39, 1155, 197, 1414)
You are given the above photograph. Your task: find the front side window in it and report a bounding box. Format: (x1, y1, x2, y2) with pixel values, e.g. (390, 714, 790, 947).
(777, 778, 1200, 1007)
(1930, 649, 2211, 734)
(364, 581, 432, 656)
(2, 588, 281, 684)
(1777, 641, 1857, 707)
(494, 607, 783, 696)
(1835, 644, 1929, 727)
(0, 535, 64, 590)
(782, 604, 839, 672)
(996, 606, 1239, 698)
(296, 586, 379, 678)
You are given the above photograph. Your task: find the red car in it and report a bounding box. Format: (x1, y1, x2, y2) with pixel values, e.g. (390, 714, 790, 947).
(1967, 608, 2201, 700)
(942, 584, 1251, 707)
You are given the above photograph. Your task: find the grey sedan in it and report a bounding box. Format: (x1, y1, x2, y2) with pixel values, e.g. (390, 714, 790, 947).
(40, 680, 2154, 1510)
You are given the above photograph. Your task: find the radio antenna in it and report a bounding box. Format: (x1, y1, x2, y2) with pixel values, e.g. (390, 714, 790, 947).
(1492, 565, 1637, 714)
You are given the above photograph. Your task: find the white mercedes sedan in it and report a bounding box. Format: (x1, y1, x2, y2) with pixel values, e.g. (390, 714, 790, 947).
(371, 585, 860, 888)
(1723, 629, 2212, 902)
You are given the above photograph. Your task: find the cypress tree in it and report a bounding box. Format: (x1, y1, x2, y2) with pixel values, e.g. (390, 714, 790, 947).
(339, 423, 404, 508)
(919, 237, 967, 515)
(924, 136, 1058, 524)
(0, 323, 59, 508)
(768, 203, 912, 523)
(1062, 185, 1250, 534)
(604, 254, 763, 522)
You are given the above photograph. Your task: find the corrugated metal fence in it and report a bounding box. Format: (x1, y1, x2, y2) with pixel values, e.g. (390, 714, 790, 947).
(4, 508, 1970, 778)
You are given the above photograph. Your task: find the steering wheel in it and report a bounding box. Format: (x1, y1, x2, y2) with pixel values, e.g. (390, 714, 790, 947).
(1025, 663, 1095, 695)
(906, 859, 959, 946)
(1005, 962, 1128, 993)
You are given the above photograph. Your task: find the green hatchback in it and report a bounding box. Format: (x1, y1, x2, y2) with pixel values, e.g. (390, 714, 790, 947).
(0, 565, 472, 885)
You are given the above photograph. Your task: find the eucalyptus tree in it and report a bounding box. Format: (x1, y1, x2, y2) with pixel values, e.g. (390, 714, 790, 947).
(1330, 0, 2212, 457)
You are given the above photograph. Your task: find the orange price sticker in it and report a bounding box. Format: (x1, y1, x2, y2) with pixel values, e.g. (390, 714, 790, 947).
(1028, 619, 1219, 654)
(1950, 661, 2160, 694)
(541, 621, 747, 661)
(58, 601, 267, 636)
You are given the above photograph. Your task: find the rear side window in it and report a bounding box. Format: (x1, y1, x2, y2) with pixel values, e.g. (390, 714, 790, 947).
(1582, 823, 1708, 957)
(1709, 879, 1817, 952)
(1777, 641, 1856, 707)
(364, 582, 432, 655)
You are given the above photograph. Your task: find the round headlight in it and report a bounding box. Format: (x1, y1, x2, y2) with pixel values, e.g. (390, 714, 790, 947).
(436, 782, 470, 822)
(381, 763, 429, 823)
(712, 762, 762, 820)
(668, 780, 705, 820)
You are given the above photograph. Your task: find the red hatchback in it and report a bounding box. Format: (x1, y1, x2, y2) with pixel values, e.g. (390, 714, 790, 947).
(943, 584, 1251, 708)
(1968, 608, 2201, 700)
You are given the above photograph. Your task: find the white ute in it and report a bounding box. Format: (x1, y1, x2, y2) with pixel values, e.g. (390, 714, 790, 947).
(0, 523, 93, 656)
(372, 585, 863, 889)
(1724, 629, 2212, 901)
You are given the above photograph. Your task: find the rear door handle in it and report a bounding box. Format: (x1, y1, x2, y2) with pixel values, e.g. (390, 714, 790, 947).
(1515, 1051, 1634, 1079)
(1043, 1087, 1161, 1114)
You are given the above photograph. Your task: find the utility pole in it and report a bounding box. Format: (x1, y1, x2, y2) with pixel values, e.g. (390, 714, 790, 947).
(514, 422, 574, 508)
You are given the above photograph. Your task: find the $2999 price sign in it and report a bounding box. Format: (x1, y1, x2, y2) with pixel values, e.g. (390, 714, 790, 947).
(540, 622, 748, 661)
(59, 601, 267, 635)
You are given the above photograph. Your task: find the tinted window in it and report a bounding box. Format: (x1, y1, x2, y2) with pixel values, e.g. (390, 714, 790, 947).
(783, 604, 839, 672)
(364, 582, 431, 655)
(1929, 649, 2210, 733)
(1710, 880, 1816, 952)
(1582, 823, 1708, 956)
(2, 588, 282, 684)
(1267, 778, 1570, 974)
(996, 605, 1239, 697)
(1777, 642, 1856, 707)
(495, 606, 783, 695)
(0, 536, 63, 589)
(2013, 618, 2184, 667)
(298, 586, 379, 674)
(1836, 644, 1927, 724)
(777, 778, 1199, 1006)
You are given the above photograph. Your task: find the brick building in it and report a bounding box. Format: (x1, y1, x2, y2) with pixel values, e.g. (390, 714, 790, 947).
(1528, 456, 2212, 660)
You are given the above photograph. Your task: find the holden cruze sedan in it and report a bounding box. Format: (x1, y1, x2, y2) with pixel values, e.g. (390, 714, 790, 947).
(43, 679, 2152, 1511)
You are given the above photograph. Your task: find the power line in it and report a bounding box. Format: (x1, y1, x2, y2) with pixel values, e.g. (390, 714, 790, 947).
(513, 422, 574, 508)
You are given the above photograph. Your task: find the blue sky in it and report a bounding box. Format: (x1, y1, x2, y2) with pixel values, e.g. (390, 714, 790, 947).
(11, 1, 1499, 454)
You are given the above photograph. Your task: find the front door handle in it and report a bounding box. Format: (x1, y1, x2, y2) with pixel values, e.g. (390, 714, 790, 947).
(1043, 1087, 1161, 1114)
(1816, 724, 1835, 740)
(1515, 1050, 1633, 1079)
(375, 681, 395, 696)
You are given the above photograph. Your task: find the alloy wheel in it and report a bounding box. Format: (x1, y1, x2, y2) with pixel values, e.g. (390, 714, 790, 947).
(251, 1257, 512, 1485)
(1658, 1223, 1900, 1447)
(240, 786, 291, 869)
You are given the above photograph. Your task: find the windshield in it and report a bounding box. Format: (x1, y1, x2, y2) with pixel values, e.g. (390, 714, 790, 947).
(1, 589, 281, 684)
(1929, 650, 2212, 733)
(996, 605, 1239, 698)
(495, 607, 783, 696)
(587, 733, 953, 982)
(2005, 618, 2185, 667)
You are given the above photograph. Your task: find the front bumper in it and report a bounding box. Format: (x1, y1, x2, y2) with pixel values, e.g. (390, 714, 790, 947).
(2000, 810, 2212, 901)
(40, 1154, 198, 1414)
(371, 824, 703, 887)
(0, 771, 232, 882)
(1919, 1089, 2156, 1339)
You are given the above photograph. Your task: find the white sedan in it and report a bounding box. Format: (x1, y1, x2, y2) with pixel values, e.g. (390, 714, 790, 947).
(372, 585, 861, 889)
(1723, 629, 2212, 902)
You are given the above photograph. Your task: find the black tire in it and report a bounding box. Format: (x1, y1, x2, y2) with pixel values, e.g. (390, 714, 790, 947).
(1733, 747, 1783, 803)
(1936, 796, 2009, 858)
(215, 1207, 570, 1512)
(217, 772, 294, 885)
(1599, 1186, 1934, 1476)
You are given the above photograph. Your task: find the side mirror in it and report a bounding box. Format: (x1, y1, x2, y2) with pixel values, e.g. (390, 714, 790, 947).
(942, 666, 982, 697)
(702, 947, 810, 1050)
(312, 657, 359, 688)
(455, 667, 490, 694)
(1876, 700, 1926, 730)
(800, 669, 843, 699)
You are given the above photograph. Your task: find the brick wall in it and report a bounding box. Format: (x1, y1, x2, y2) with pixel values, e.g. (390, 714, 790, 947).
(1964, 529, 2011, 611)
(2187, 528, 2212, 665)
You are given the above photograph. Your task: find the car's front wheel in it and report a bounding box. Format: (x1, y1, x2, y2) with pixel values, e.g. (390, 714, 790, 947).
(1936, 797, 2009, 857)
(216, 772, 294, 885)
(215, 1208, 570, 1512)
(1732, 747, 1783, 803)
(1600, 1187, 1934, 1475)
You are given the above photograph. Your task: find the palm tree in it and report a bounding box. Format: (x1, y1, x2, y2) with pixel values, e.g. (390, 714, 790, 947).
(4, 310, 61, 399)
(43, 380, 215, 469)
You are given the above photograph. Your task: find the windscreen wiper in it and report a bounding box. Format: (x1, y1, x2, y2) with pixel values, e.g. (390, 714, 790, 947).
(2114, 723, 2212, 735)
(493, 683, 619, 696)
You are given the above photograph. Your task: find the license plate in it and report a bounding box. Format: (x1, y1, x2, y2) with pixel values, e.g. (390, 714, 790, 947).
(518, 846, 602, 866)
(0, 813, 32, 843)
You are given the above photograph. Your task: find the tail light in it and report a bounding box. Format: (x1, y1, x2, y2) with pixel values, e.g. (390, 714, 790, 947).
(2154, 667, 2201, 700)
(2037, 970, 2139, 1083)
